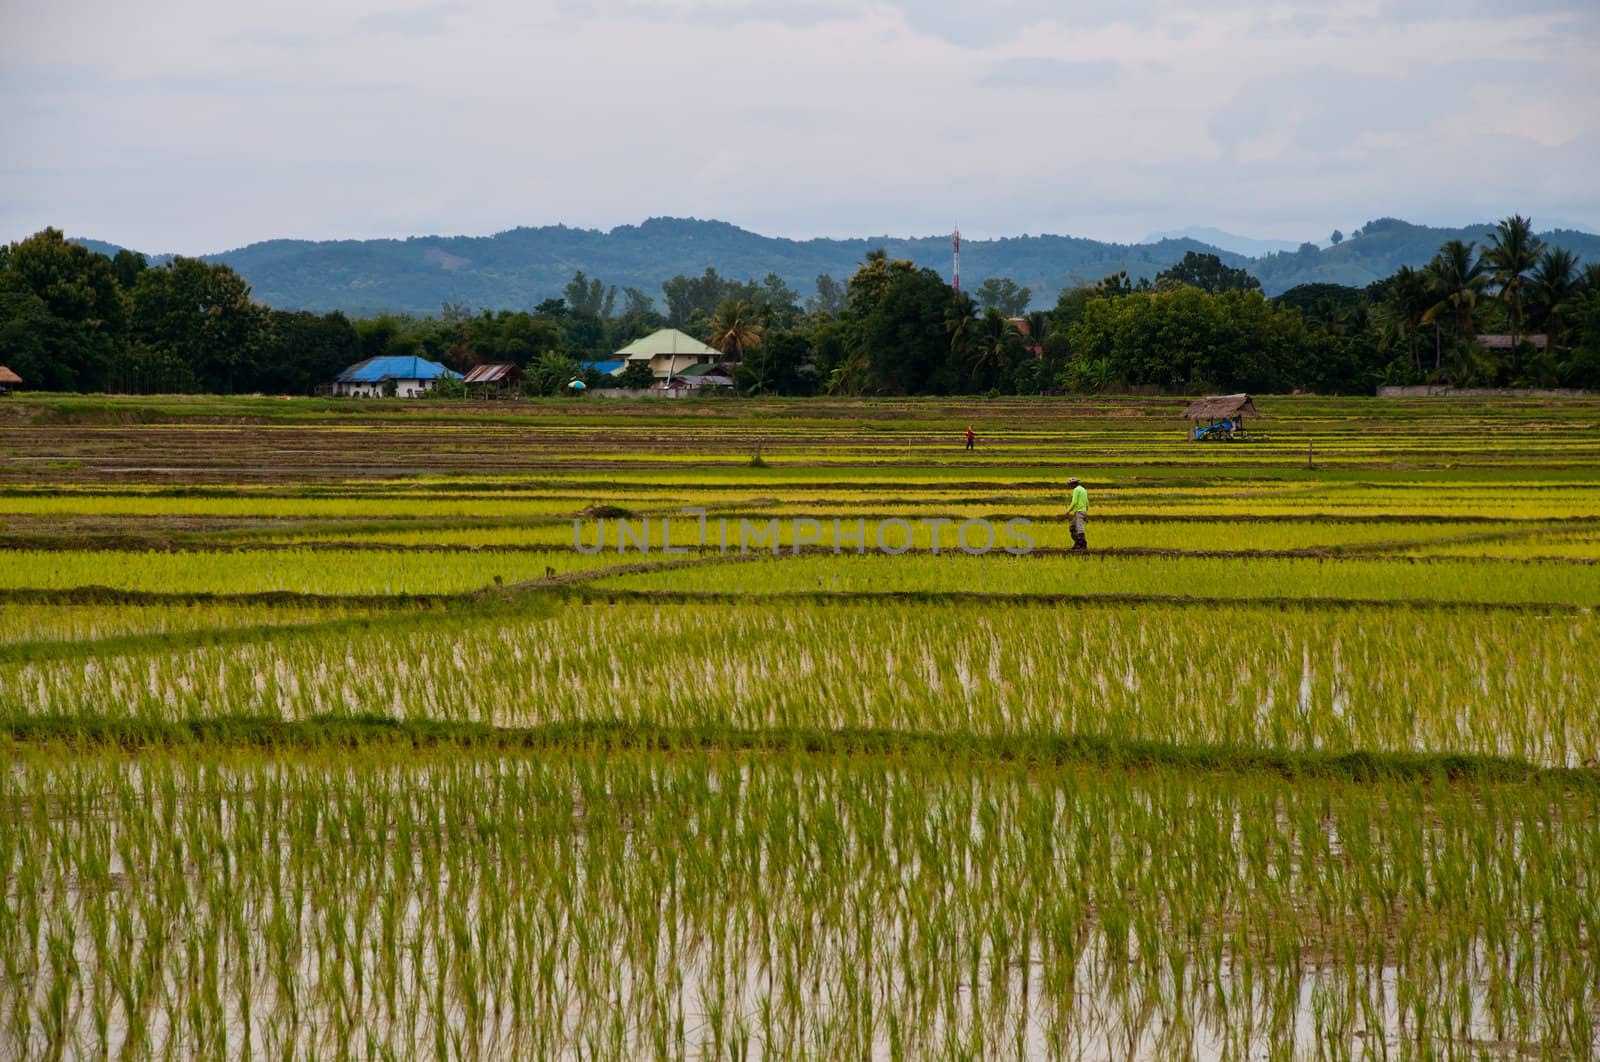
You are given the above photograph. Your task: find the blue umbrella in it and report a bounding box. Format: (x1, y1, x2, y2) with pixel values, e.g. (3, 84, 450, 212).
(568, 379, 587, 391)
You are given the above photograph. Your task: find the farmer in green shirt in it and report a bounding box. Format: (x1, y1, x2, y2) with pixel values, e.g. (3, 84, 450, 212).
(1067, 477, 1089, 550)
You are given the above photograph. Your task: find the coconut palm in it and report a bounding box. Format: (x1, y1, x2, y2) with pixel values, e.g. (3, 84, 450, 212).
(1421, 240, 1487, 370)
(966, 309, 1020, 387)
(1373, 266, 1430, 373)
(705, 300, 764, 362)
(1530, 247, 1580, 352)
(1024, 311, 1051, 350)
(943, 292, 979, 359)
(1483, 214, 1546, 348)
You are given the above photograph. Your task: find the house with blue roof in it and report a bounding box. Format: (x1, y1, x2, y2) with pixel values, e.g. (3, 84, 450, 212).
(331, 356, 461, 398)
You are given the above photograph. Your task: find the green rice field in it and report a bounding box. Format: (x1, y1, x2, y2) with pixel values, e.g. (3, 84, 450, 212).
(2, 392, 1599, 1058)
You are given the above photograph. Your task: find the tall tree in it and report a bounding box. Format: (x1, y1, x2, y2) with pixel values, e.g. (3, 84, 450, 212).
(111, 249, 148, 291)
(1155, 251, 1261, 294)
(974, 276, 1032, 317)
(1565, 288, 1600, 388)
(1421, 240, 1487, 370)
(1094, 271, 1134, 298)
(943, 291, 979, 366)
(1373, 266, 1430, 374)
(1530, 247, 1580, 352)
(966, 309, 1021, 389)
(255, 310, 359, 394)
(705, 300, 764, 362)
(661, 268, 732, 328)
(734, 331, 812, 396)
(810, 274, 845, 316)
(1581, 263, 1600, 298)
(855, 265, 955, 393)
(130, 258, 267, 392)
(619, 287, 655, 318)
(754, 273, 802, 329)
(846, 250, 919, 319)
(1483, 214, 1546, 348)
(563, 271, 616, 320)
(0, 228, 128, 389)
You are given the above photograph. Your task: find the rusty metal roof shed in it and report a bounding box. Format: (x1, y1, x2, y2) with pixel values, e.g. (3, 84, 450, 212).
(1181, 394, 1260, 420)
(0, 366, 20, 386)
(462, 363, 520, 384)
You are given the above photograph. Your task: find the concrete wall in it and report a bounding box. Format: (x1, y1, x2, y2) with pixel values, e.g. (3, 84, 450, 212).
(1377, 386, 1599, 398)
(332, 379, 439, 398)
(586, 387, 728, 400)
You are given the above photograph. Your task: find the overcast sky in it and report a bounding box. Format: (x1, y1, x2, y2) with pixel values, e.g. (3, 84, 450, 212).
(3, 0, 1597, 253)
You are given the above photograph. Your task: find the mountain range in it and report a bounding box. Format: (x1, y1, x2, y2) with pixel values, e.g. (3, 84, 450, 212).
(1137, 227, 1303, 257)
(75, 216, 1600, 316)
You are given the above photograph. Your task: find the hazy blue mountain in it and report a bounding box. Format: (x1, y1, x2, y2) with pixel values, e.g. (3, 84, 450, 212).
(1140, 227, 1302, 257)
(1253, 217, 1600, 292)
(74, 237, 175, 266)
(72, 216, 1600, 313)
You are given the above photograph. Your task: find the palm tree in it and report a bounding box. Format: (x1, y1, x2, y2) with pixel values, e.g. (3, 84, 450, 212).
(1374, 266, 1430, 373)
(1530, 247, 1579, 352)
(966, 309, 1019, 386)
(1024, 311, 1051, 352)
(1580, 262, 1600, 298)
(1421, 239, 1487, 370)
(1483, 214, 1546, 348)
(943, 292, 979, 360)
(705, 300, 764, 362)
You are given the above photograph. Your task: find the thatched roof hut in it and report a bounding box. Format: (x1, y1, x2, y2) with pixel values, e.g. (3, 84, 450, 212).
(0, 366, 21, 387)
(1181, 394, 1259, 421)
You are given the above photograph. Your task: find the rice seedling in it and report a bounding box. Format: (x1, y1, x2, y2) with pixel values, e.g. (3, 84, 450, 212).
(0, 547, 613, 595)
(595, 550, 1600, 606)
(5, 602, 1598, 767)
(1, 753, 1594, 1058)
(5, 393, 1600, 1056)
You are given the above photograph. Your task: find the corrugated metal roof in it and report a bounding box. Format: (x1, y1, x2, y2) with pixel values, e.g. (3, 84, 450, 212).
(615, 328, 720, 360)
(0, 365, 21, 385)
(462, 363, 519, 384)
(675, 362, 722, 377)
(336, 356, 461, 383)
(584, 360, 626, 375)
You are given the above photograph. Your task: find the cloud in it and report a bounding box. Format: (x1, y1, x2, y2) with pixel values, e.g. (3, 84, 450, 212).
(356, 4, 464, 36)
(1, 0, 1595, 251)
(980, 59, 1118, 91)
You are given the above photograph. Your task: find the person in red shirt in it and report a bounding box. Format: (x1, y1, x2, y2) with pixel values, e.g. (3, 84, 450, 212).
(965, 425, 975, 451)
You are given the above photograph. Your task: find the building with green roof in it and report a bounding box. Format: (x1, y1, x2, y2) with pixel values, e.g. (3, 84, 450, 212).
(614, 328, 724, 385)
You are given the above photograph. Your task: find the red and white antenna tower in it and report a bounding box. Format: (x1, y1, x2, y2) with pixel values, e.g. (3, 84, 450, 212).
(952, 226, 961, 295)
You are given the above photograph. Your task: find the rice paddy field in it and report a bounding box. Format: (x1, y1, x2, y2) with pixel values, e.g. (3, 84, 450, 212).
(2, 391, 1599, 1059)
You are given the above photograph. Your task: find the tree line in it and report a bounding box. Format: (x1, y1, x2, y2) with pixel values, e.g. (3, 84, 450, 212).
(2, 216, 1597, 397)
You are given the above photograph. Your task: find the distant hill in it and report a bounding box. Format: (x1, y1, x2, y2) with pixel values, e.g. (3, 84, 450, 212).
(1140, 227, 1302, 257)
(73, 216, 1600, 314)
(1253, 217, 1600, 293)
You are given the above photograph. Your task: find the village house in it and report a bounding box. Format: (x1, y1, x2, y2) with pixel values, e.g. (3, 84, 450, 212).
(665, 362, 735, 391)
(614, 328, 729, 388)
(330, 356, 460, 398)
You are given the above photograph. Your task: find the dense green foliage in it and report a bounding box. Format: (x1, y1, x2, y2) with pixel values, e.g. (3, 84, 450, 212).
(8, 216, 1600, 396)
